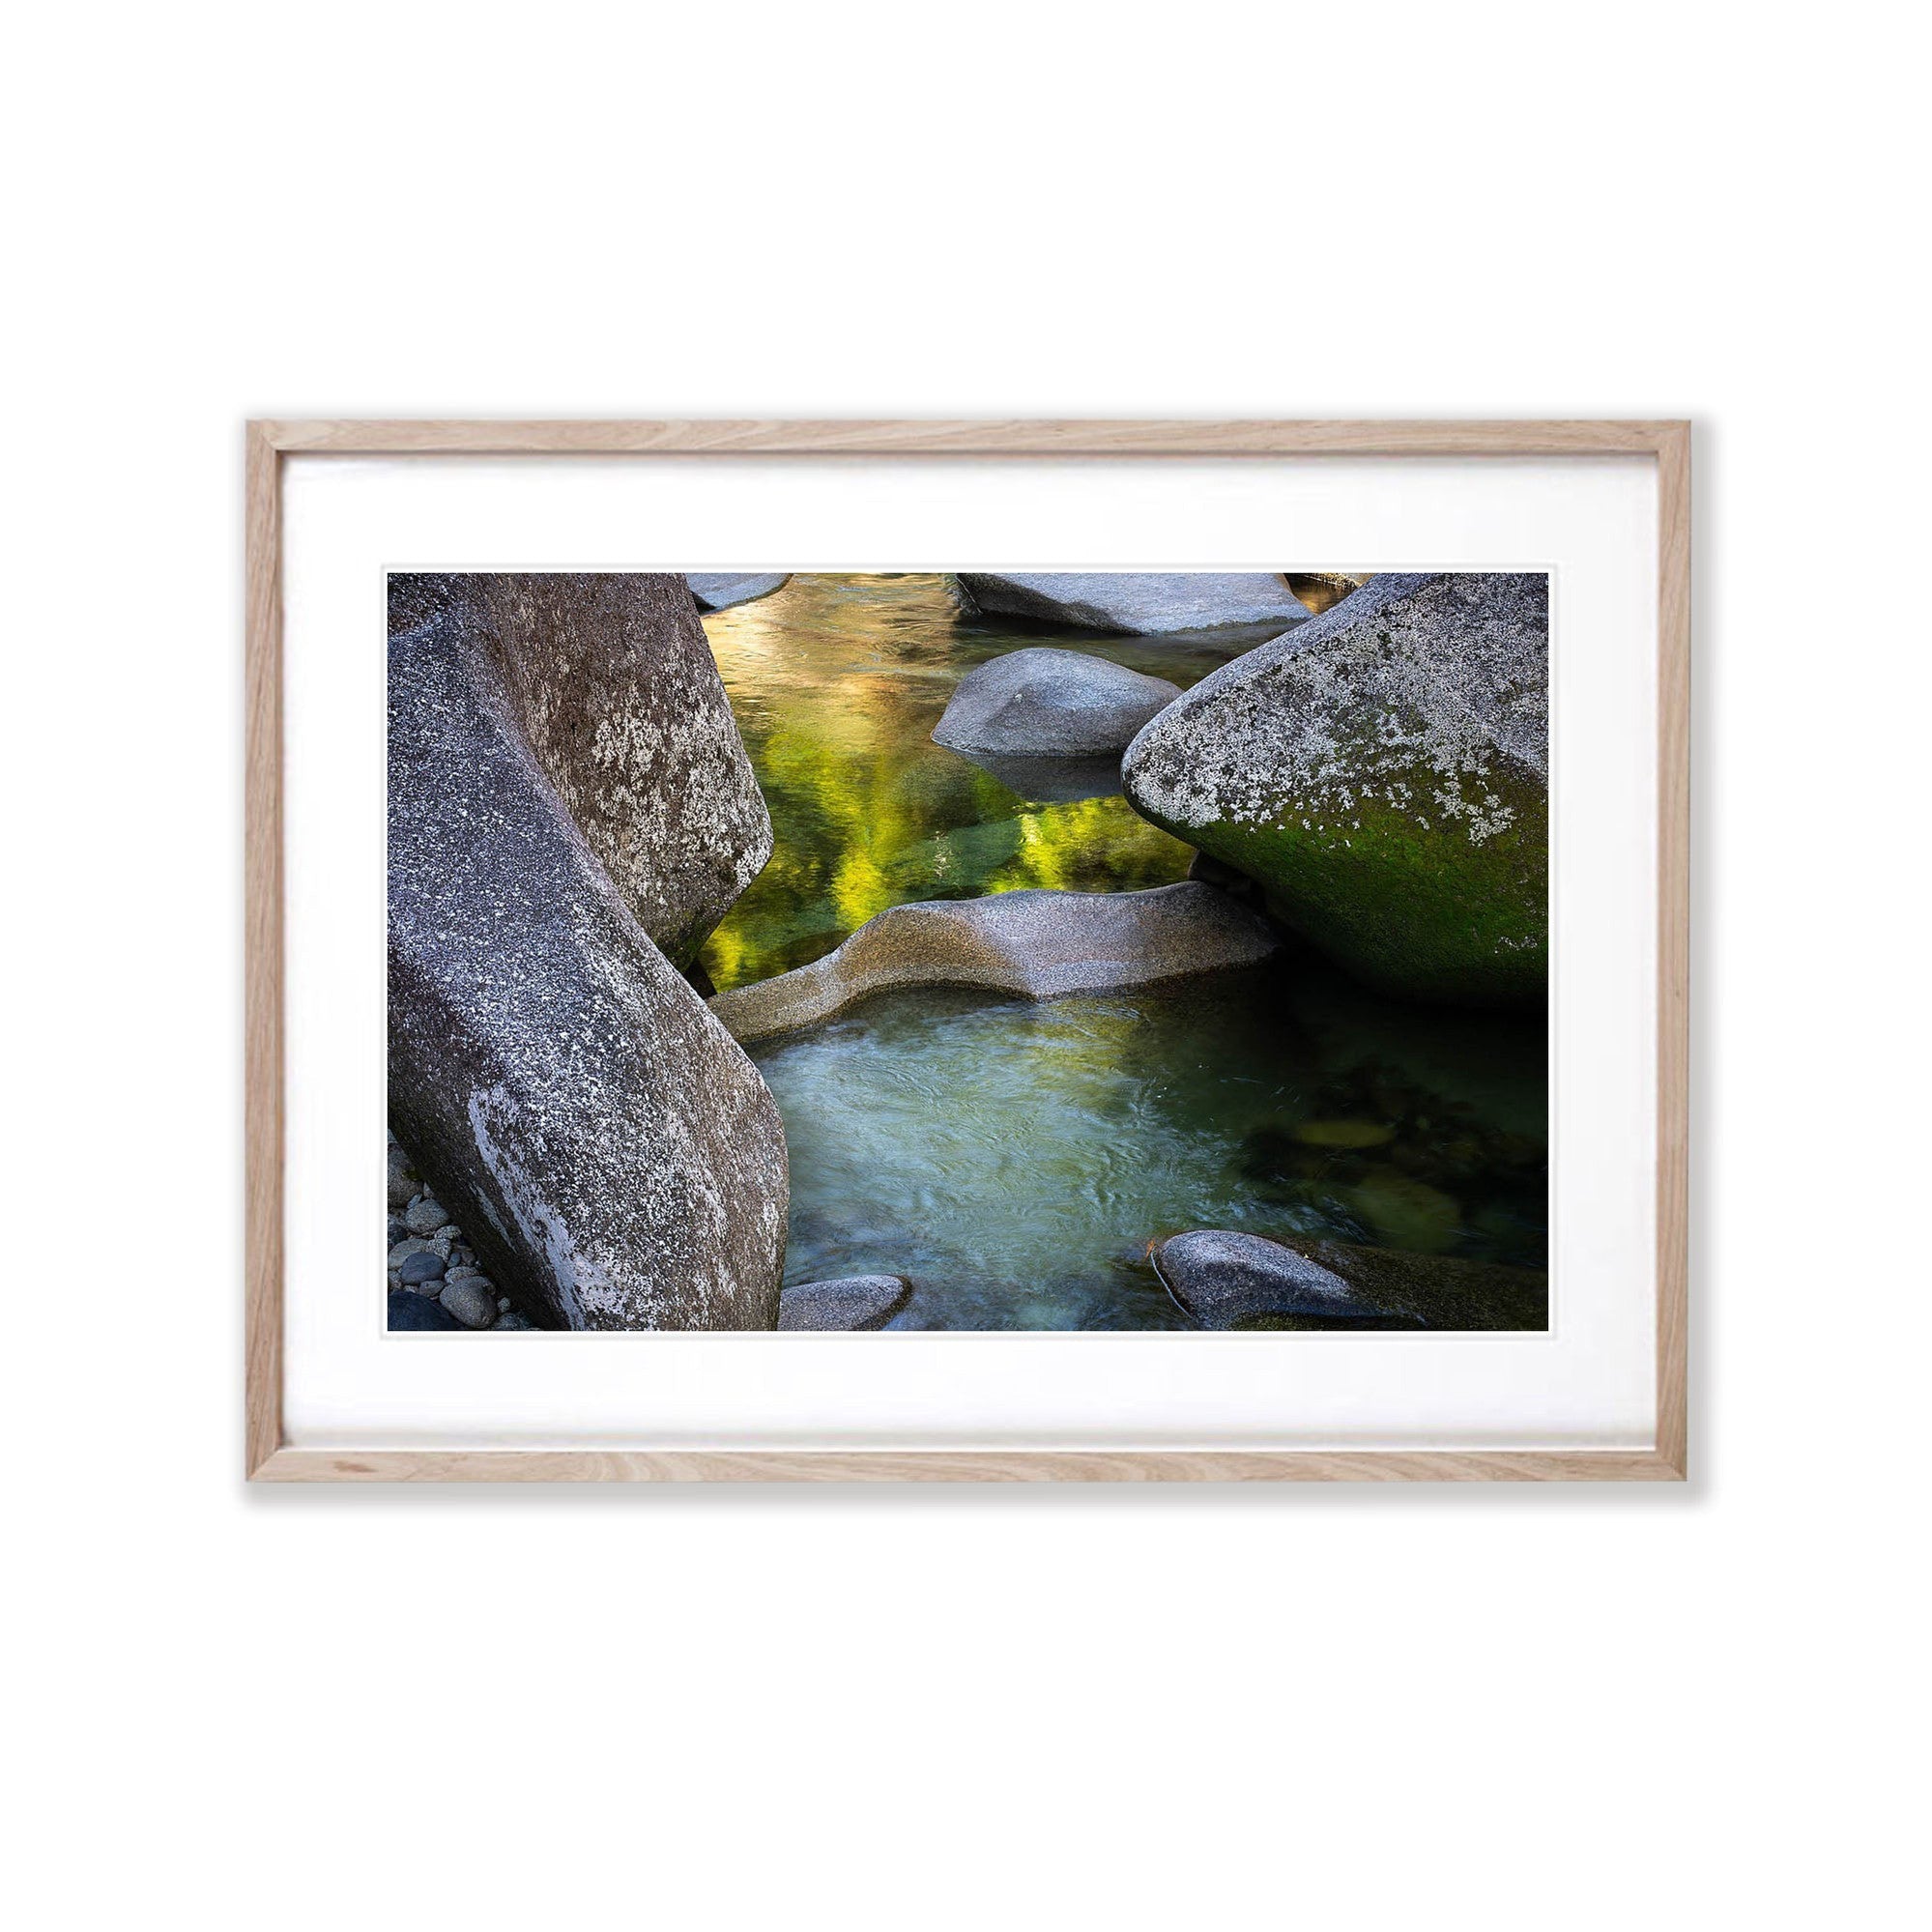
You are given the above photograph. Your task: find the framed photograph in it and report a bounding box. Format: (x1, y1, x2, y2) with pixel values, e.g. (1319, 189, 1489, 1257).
(246, 418, 1688, 1482)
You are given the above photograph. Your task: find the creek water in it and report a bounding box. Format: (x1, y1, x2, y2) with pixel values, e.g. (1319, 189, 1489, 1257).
(700, 574, 1547, 1330)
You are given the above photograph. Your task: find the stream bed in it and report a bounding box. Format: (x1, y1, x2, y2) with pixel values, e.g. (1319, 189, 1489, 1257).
(703, 574, 1548, 1330)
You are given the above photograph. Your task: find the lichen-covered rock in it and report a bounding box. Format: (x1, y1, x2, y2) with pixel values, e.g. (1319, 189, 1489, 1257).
(954, 573, 1312, 635)
(1123, 573, 1547, 1006)
(388, 573, 771, 966)
(687, 573, 791, 613)
(777, 1275, 913, 1331)
(1151, 1230, 1422, 1328)
(707, 882, 1282, 1045)
(389, 599, 788, 1331)
(932, 647, 1180, 756)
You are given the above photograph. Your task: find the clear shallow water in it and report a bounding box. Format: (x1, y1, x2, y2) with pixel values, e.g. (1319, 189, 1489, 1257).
(697, 573, 1299, 990)
(755, 956, 1547, 1330)
(706, 572, 1546, 1331)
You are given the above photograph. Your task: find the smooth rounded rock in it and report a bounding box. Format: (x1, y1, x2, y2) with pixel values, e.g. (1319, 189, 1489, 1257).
(403, 1197, 450, 1235)
(954, 573, 1312, 636)
(932, 648, 1181, 757)
(1152, 1230, 1420, 1329)
(388, 1287, 462, 1332)
(387, 1237, 436, 1268)
(708, 882, 1282, 1046)
(439, 1277, 500, 1329)
(1272, 1237, 1546, 1331)
(687, 573, 790, 613)
(397, 1251, 447, 1286)
(777, 1276, 913, 1331)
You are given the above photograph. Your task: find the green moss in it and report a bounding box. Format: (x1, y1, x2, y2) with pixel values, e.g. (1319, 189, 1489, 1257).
(1138, 776, 1546, 1007)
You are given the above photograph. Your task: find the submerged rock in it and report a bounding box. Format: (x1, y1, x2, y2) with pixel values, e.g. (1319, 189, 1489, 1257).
(1239, 1237, 1547, 1331)
(687, 572, 790, 613)
(932, 647, 1181, 756)
(388, 597, 789, 1331)
(954, 573, 1312, 635)
(945, 747, 1126, 804)
(388, 573, 770, 967)
(1123, 572, 1548, 1006)
(1151, 1230, 1421, 1328)
(777, 1275, 913, 1331)
(707, 881, 1282, 1045)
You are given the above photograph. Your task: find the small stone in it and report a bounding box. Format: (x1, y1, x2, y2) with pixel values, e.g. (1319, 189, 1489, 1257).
(439, 1277, 499, 1329)
(777, 1275, 913, 1332)
(398, 1251, 447, 1286)
(387, 1215, 409, 1248)
(387, 1146, 418, 1209)
(1153, 1230, 1422, 1329)
(446, 1263, 479, 1282)
(404, 1197, 450, 1236)
(387, 1237, 436, 1267)
(389, 1287, 461, 1331)
(492, 1311, 533, 1331)
(497, 1297, 511, 1312)
(1292, 1119, 1397, 1149)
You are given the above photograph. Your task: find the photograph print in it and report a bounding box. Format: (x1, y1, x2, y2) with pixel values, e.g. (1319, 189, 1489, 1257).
(387, 568, 1548, 1333)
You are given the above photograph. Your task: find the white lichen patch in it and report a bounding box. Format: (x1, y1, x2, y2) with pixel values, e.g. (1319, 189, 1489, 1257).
(1123, 573, 1548, 850)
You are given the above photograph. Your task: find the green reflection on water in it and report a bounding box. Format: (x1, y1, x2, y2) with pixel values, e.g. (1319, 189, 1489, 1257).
(698, 573, 1278, 991)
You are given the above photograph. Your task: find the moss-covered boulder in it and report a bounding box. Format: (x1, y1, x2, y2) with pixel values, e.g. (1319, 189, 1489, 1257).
(1121, 573, 1547, 1005)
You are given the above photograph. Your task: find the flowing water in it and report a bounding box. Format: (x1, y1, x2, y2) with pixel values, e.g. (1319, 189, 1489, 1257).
(701, 574, 1548, 1330)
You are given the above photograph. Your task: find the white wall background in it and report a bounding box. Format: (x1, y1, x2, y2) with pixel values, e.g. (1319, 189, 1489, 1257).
(6, 5, 1924, 1929)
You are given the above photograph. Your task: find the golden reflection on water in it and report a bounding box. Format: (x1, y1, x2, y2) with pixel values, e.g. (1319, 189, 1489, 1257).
(699, 573, 1243, 990)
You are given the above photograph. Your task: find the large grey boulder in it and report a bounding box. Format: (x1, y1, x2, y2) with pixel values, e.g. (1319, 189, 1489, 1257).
(1123, 572, 1548, 1006)
(708, 881, 1281, 1045)
(388, 598, 788, 1331)
(932, 647, 1180, 756)
(954, 573, 1312, 635)
(777, 1276, 913, 1331)
(1151, 1231, 1422, 1329)
(388, 573, 770, 967)
(687, 573, 790, 613)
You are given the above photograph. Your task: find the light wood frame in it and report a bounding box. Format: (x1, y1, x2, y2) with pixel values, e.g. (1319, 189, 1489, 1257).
(245, 418, 1689, 1483)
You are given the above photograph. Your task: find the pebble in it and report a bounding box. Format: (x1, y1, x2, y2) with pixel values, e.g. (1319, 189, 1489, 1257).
(384, 1134, 519, 1334)
(387, 1147, 418, 1209)
(404, 1196, 451, 1236)
(398, 1251, 447, 1286)
(439, 1277, 499, 1329)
